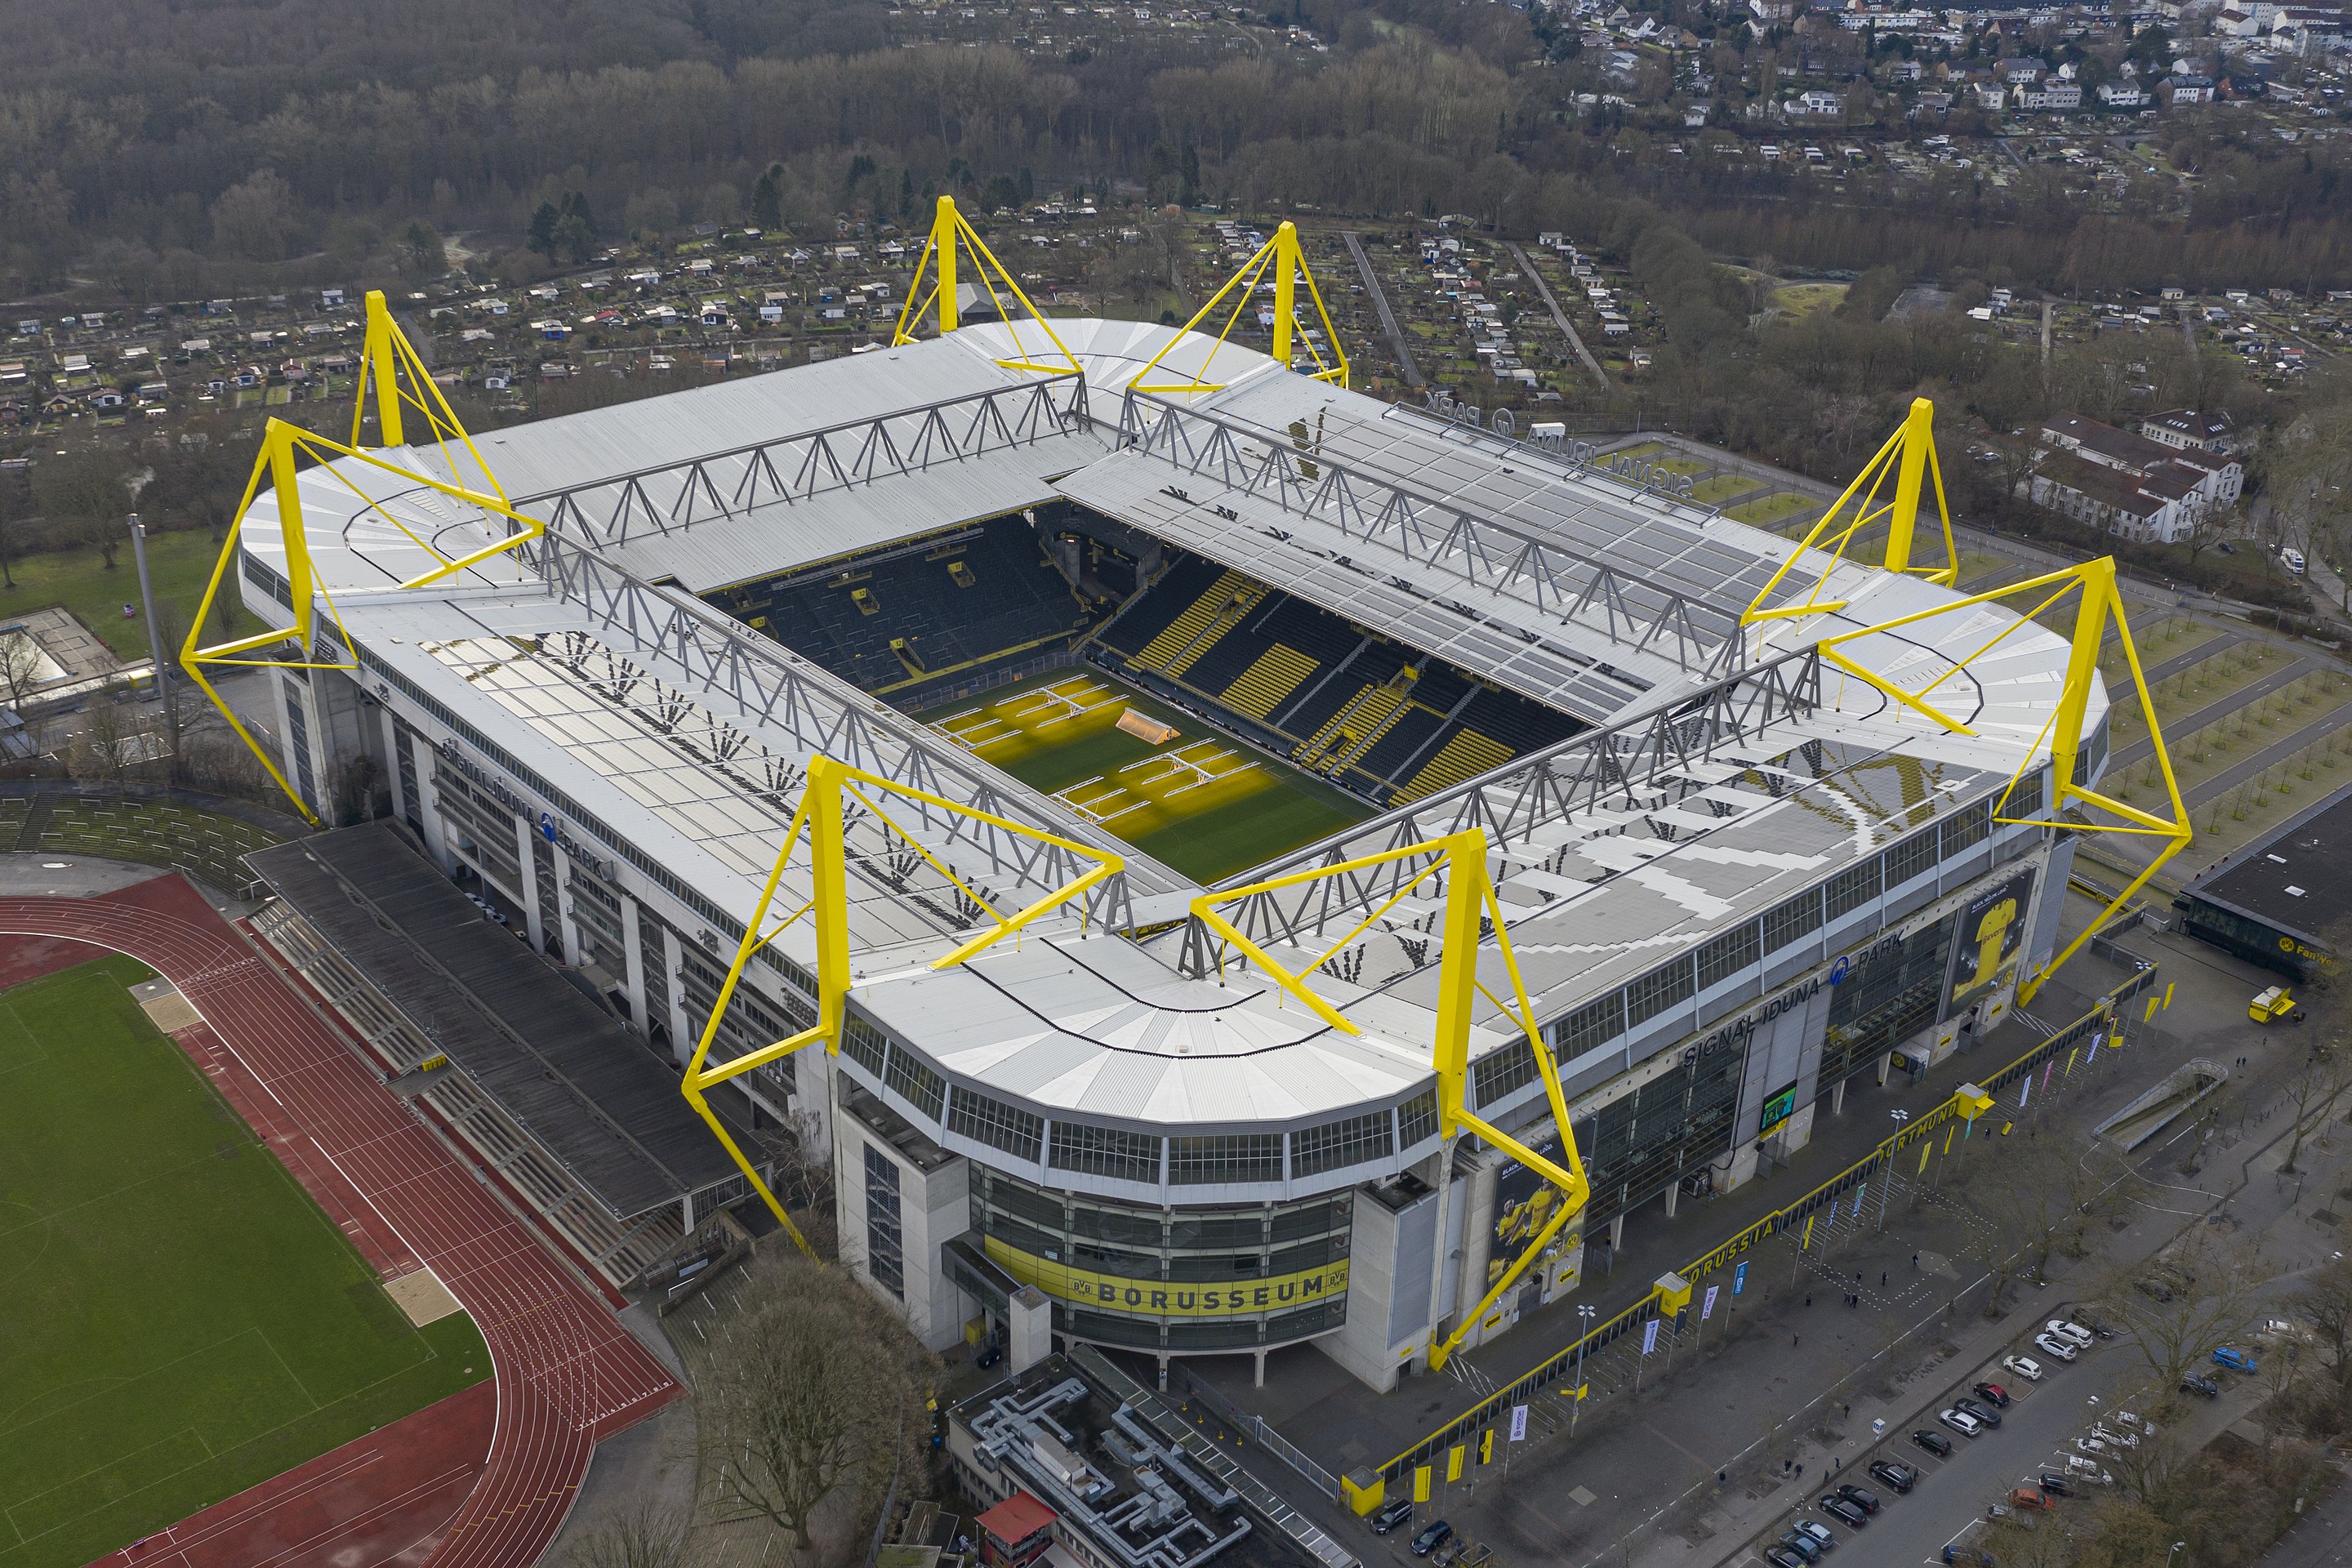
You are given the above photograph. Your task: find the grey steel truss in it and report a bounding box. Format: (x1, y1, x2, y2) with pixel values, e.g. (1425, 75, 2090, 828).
(1169, 645, 1833, 977)
(1116, 390, 1746, 677)
(529, 528, 1183, 930)
(518, 372, 1094, 547)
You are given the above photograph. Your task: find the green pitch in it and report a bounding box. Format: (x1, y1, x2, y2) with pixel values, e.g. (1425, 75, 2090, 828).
(0, 956, 490, 1568)
(920, 670, 1370, 883)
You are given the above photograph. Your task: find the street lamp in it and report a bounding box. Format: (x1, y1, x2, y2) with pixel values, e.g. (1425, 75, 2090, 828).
(2165, 1543, 2187, 1568)
(1570, 1305, 1597, 1437)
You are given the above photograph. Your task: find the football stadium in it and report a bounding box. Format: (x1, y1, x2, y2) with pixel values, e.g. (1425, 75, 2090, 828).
(203, 207, 2182, 1400)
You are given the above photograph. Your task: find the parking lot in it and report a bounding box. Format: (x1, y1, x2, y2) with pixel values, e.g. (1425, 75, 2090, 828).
(1715, 1316, 2252, 1566)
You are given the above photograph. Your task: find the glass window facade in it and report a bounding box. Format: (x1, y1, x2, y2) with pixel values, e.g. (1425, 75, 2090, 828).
(1763, 888, 1824, 952)
(1698, 923, 1762, 989)
(1169, 1134, 1284, 1185)
(1291, 1111, 1395, 1178)
(1573, 1039, 1745, 1227)
(947, 1086, 1044, 1161)
(1049, 1121, 1161, 1184)
(1473, 1039, 1538, 1106)
(969, 1168, 1352, 1350)
(1626, 957, 1695, 1027)
(1820, 913, 1958, 1087)
(864, 1143, 904, 1298)
(1825, 858, 1882, 919)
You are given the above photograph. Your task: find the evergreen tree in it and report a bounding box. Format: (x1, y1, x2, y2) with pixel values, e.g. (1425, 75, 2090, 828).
(526, 199, 560, 260)
(752, 163, 786, 231)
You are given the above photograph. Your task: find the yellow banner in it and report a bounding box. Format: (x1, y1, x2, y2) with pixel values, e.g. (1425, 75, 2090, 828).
(1446, 1446, 1465, 1482)
(1414, 1466, 1431, 1503)
(983, 1236, 1349, 1318)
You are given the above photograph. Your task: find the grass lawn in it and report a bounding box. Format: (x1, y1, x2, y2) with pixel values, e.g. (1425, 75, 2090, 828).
(1771, 283, 1849, 319)
(1726, 492, 1818, 529)
(0, 531, 249, 664)
(0, 956, 489, 1568)
(1691, 474, 1755, 506)
(921, 670, 1369, 883)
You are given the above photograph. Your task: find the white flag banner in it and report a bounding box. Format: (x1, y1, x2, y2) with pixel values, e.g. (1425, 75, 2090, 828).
(1702, 1285, 1719, 1321)
(1642, 1318, 1660, 1356)
(1509, 1404, 1529, 1442)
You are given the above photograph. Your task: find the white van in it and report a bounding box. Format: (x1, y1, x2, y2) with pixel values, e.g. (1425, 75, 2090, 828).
(2282, 547, 2307, 575)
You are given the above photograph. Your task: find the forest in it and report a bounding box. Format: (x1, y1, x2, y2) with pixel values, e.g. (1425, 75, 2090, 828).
(5, 0, 2352, 305)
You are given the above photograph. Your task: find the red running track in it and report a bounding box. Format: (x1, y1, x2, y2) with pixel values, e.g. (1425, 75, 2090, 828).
(1, 877, 678, 1568)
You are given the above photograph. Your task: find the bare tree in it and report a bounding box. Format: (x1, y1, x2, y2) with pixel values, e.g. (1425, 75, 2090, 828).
(0, 629, 48, 711)
(1956, 1129, 2140, 1295)
(561, 1499, 694, 1568)
(2094, 1228, 2271, 1405)
(2278, 1040, 2352, 1175)
(2292, 1253, 2352, 1392)
(31, 445, 130, 570)
(693, 1250, 935, 1552)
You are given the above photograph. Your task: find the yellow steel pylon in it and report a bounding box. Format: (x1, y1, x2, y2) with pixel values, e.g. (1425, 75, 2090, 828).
(1128, 220, 1348, 394)
(180, 293, 543, 824)
(1812, 556, 2190, 1003)
(1189, 831, 1584, 1370)
(1745, 396, 1958, 624)
(891, 195, 1081, 376)
(683, 755, 1123, 1255)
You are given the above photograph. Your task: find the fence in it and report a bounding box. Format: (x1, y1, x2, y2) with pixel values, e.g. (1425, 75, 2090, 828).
(1370, 962, 2162, 1487)
(1170, 1362, 1345, 1501)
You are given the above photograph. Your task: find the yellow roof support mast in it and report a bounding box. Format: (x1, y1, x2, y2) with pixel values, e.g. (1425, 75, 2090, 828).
(891, 195, 1082, 377)
(1129, 220, 1349, 394)
(182, 291, 542, 825)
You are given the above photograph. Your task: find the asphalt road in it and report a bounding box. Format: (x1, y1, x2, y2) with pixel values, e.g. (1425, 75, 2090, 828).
(1722, 1334, 2154, 1568)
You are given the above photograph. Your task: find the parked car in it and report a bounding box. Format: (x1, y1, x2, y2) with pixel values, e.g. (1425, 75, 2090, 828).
(2063, 1456, 2114, 1485)
(1765, 1548, 1809, 1568)
(1411, 1522, 1453, 1557)
(1971, 1382, 2011, 1407)
(2039, 1472, 2074, 1498)
(2091, 1423, 2139, 1450)
(1912, 1428, 1954, 1457)
(1869, 1460, 1918, 1493)
(2034, 1333, 2080, 1362)
(1793, 1520, 1836, 1552)
(2008, 1486, 2056, 1512)
(1955, 1397, 2002, 1429)
(1938, 1408, 1984, 1437)
(1777, 1530, 1822, 1563)
(1835, 1485, 1881, 1515)
(1371, 1499, 1414, 1535)
(2214, 1346, 2257, 1372)
(1820, 1495, 1869, 1528)
(2002, 1355, 2044, 1382)
(2045, 1320, 2096, 1348)
(2074, 1437, 2114, 1458)
(2180, 1374, 2221, 1398)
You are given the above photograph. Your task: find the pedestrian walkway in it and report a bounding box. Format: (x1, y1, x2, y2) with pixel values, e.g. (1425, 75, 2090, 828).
(1203, 958, 2149, 1483)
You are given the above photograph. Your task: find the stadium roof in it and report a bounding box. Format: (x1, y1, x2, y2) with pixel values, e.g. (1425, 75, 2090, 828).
(229, 316, 2102, 1147)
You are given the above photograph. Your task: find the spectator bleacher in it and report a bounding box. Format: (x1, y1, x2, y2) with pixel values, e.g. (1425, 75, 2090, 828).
(717, 515, 1092, 695)
(1090, 548, 1580, 807)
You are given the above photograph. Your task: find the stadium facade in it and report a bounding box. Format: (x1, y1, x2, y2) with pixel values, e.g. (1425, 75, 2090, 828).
(226, 315, 2103, 1392)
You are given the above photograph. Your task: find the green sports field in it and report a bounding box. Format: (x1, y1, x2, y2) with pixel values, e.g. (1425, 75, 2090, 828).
(920, 670, 1370, 883)
(0, 956, 490, 1568)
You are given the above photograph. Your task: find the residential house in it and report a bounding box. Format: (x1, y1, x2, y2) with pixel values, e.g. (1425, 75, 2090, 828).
(2029, 412, 2243, 543)
(2165, 73, 2216, 103)
(2140, 408, 2238, 453)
